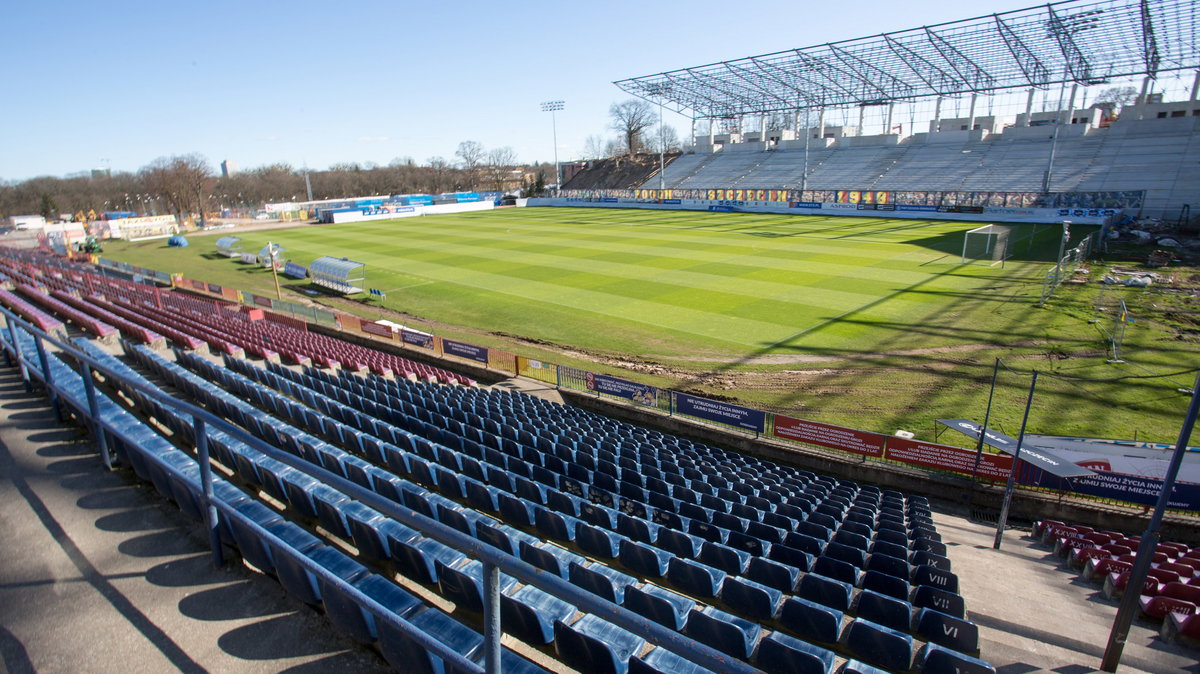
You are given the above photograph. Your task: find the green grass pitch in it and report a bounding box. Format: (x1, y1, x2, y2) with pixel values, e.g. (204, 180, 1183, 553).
(103, 208, 1198, 442)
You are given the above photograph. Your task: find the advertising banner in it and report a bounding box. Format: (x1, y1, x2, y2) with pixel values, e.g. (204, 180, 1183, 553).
(1021, 469, 1200, 511)
(442, 338, 488, 363)
(773, 415, 885, 457)
(885, 437, 1013, 481)
(586, 372, 658, 407)
(361, 321, 393, 338)
(401, 329, 435, 350)
(675, 392, 765, 433)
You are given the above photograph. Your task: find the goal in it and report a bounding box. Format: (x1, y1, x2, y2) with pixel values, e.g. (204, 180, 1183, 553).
(961, 224, 1012, 267)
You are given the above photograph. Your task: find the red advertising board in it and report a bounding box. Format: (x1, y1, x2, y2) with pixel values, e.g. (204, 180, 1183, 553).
(773, 415, 886, 457)
(885, 437, 1013, 481)
(360, 321, 393, 339)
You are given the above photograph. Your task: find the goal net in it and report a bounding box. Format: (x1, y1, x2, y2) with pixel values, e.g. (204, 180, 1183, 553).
(961, 224, 1012, 267)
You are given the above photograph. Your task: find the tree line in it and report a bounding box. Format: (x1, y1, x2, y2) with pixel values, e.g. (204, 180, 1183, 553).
(0, 141, 548, 221)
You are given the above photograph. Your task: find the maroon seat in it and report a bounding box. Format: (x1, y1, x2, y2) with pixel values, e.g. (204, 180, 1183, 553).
(1069, 547, 1111, 569)
(1104, 571, 1161, 599)
(1140, 583, 1200, 621)
(1084, 558, 1132, 583)
(1161, 612, 1200, 645)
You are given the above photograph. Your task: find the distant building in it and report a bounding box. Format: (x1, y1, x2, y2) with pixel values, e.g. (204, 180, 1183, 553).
(91, 167, 111, 179)
(221, 160, 238, 177)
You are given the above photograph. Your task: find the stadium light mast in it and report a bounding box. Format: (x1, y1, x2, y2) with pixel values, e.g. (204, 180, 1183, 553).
(540, 100, 564, 192)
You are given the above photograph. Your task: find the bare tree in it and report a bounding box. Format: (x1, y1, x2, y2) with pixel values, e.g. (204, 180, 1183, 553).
(582, 135, 610, 159)
(426, 157, 452, 194)
(455, 141, 486, 188)
(1091, 85, 1140, 116)
(609, 99, 655, 155)
(485, 147, 518, 192)
(647, 124, 682, 153)
(139, 154, 213, 224)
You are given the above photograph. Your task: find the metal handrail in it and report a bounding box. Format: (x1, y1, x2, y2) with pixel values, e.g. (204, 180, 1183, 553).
(0, 306, 760, 674)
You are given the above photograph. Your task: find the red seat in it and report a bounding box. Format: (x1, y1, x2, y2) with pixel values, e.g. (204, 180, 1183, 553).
(1104, 571, 1161, 599)
(1085, 558, 1132, 583)
(1070, 547, 1111, 569)
(1161, 612, 1200, 645)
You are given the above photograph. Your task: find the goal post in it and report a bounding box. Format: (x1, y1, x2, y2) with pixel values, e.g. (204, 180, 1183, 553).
(961, 224, 1012, 267)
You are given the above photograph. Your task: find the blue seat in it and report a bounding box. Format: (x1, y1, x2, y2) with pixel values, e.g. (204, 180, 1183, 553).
(796, 572, 854, 612)
(534, 507, 579, 542)
(874, 529, 910, 550)
(783, 532, 827, 556)
(616, 514, 658, 544)
(497, 492, 537, 527)
(475, 523, 519, 556)
(911, 549, 952, 571)
(500, 584, 576, 645)
(465, 480, 500, 513)
(841, 618, 914, 672)
(666, 558, 727, 599)
(553, 614, 646, 674)
(724, 530, 769, 558)
(687, 520, 727, 544)
(916, 643, 996, 674)
(681, 606, 762, 660)
(391, 537, 467, 585)
(274, 546, 368, 606)
(619, 540, 673, 578)
(518, 540, 585, 581)
(778, 596, 843, 645)
(656, 528, 703, 558)
(753, 631, 837, 674)
(579, 502, 618, 529)
(745, 556, 799, 593)
(576, 523, 626, 560)
(913, 538, 948, 556)
(718, 576, 783, 620)
(436, 559, 519, 614)
(870, 539, 910, 561)
(347, 509, 417, 563)
(812, 555, 860, 585)
(622, 583, 695, 631)
(698, 541, 751, 575)
(866, 552, 910, 580)
(767, 543, 814, 572)
(569, 562, 637, 604)
(312, 488, 354, 540)
(823, 541, 867, 568)
(861, 569, 911, 601)
(915, 608, 980, 655)
(913, 564, 959, 593)
(855, 589, 913, 632)
(628, 647, 712, 674)
(913, 585, 965, 618)
(320, 573, 423, 643)
(379, 607, 539, 674)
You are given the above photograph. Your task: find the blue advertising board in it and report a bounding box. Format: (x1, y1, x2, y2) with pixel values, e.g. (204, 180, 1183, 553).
(401, 330, 434, 350)
(587, 373, 658, 406)
(897, 205, 939, 212)
(790, 202, 821, 209)
(675, 392, 765, 433)
(1021, 469, 1200, 512)
(442, 338, 488, 363)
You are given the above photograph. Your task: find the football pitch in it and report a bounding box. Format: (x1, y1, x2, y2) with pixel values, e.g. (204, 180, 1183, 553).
(104, 208, 1197, 441)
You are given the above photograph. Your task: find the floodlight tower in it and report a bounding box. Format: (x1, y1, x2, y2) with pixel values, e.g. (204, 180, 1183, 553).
(540, 100, 564, 192)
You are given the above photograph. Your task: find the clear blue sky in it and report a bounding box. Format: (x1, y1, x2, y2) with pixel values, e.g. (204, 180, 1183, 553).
(1, 0, 1039, 181)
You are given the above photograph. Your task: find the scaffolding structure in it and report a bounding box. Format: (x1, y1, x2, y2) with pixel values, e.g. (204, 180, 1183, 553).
(614, 0, 1200, 119)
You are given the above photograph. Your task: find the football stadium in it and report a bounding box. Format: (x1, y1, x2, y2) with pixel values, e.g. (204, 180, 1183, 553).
(3, 1, 1200, 673)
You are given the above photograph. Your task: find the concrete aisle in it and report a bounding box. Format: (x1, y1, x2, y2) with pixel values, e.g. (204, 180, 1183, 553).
(0, 370, 388, 673)
(936, 512, 1199, 673)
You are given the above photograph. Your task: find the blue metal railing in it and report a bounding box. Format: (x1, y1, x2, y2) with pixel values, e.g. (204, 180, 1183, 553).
(0, 306, 759, 674)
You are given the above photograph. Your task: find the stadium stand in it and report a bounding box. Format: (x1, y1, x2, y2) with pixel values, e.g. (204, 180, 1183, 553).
(1032, 519, 1200, 652)
(642, 112, 1200, 217)
(0, 275, 997, 673)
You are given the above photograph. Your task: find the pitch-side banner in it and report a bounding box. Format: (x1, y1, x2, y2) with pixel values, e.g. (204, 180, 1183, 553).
(936, 419, 1094, 478)
(401, 330, 434, 350)
(885, 437, 1013, 481)
(442, 339, 488, 363)
(587, 372, 658, 407)
(773, 415, 885, 457)
(675, 393, 765, 433)
(1020, 469, 1200, 511)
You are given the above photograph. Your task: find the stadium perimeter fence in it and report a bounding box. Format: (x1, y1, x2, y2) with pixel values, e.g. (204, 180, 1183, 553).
(155, 268, 1199, 516)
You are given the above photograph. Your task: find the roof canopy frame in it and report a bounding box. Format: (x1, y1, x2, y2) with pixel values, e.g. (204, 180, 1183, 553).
(614, 0, 1200, 118)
